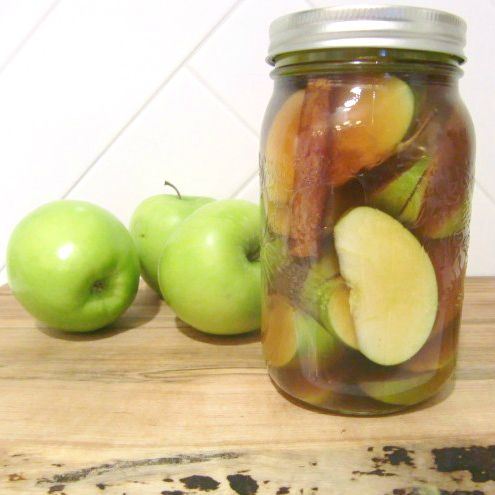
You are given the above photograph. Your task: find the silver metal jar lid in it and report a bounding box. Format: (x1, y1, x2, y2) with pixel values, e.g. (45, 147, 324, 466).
(267, 5, 467, 65)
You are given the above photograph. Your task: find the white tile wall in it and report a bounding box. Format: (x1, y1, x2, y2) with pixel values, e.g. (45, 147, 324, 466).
(1, 0, 494, 284)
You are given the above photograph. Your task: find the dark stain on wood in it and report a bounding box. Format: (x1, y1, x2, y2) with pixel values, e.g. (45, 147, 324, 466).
(353, 468, 397, 477)
(96, 482, 106, 490)
(161, 491, 184, 495)
(48, 485, 65, 493)
(382, 446, 415, 467)
(51, 464, 64, 467)
(163, 478, 174, 482)
(432, 446, 495, 482)
(179, 475, 220, 491)
(310, 461, 317, 466)
(227, 474, 259, 495)
(276, 487, 290, 494)
(356, 445, 415, 478)
(37, 452, 240, 484)
(8, 473, 25, 481)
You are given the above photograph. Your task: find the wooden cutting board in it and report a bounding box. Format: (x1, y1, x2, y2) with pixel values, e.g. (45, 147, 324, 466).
(0, 278, 494, 495)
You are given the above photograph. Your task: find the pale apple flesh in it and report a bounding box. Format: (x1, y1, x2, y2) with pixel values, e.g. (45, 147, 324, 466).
(334, 207, 438, 366)
(320, 277, 359, 351)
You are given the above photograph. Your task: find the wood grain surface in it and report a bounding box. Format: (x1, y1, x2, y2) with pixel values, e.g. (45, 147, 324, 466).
(0, 278, 494, 495)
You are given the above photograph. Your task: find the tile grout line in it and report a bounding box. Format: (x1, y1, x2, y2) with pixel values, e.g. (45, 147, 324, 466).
(0, 0, 62, 77)
(61, 0, 246, 200)
(185, 64, 259, 138)
(229, 169, 258, 199)
(475, 179, 495, 207)
(185, 64, 260, 199)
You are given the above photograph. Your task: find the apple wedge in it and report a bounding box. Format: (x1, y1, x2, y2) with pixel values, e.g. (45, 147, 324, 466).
(262, 294, 342, 369)
(262, 294, 298, 367)
(334, 207, 438, 366)
(319, 277, 359, 351)
(331, 76, 415, 186)
(299, 247, 340, 317)
(361, 361, 454, 406)
(294, 309, 342, 369)
(264, 89, 305, 206)
(369, 156, 430, 223)
(299, 248, 358, 350)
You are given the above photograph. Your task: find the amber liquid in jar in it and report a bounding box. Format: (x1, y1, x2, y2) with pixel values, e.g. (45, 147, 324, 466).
(260, 50, 474, 415)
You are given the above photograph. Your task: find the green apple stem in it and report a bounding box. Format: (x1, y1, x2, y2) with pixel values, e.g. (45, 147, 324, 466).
(164, 181, 182, 200)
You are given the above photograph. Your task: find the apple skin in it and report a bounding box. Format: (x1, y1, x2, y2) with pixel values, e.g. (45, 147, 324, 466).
(129, 194, 213, 293)
(7, 200, 140, 332)
(158, 200, 260, 335)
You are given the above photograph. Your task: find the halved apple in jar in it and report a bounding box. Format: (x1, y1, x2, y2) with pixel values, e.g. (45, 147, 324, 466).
(330, 76, 415, 186)
(334, 207, 438, 366)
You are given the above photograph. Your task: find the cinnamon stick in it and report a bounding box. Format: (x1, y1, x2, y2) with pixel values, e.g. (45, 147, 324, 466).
(289, 78, 333, 258)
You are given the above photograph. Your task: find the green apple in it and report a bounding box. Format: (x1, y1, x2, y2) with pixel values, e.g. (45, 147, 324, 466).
(158, 199, 260, 335)
(129, 187, 212, 293)
(334, 207, 438, 366)
(7, 200, 140, 332)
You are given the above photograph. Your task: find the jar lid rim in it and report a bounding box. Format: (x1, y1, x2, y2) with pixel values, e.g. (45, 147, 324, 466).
(267, 5, 467, 65)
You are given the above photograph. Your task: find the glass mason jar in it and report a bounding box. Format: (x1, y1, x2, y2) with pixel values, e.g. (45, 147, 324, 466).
(260, 6, 475, 415)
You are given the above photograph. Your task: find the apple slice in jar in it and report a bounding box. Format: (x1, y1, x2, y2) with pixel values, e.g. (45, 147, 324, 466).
(334, 207, 438, 366)
(263, 89, 305, 237)
(262, 294, 298, 367)
(367, 107, 474, 238)
(369, 156, 430, 222)
(361, 360, 454, 406)
(262, 293, 343, 369)
(330, 76, 415, 186)
(295, 309, 343, 369)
